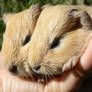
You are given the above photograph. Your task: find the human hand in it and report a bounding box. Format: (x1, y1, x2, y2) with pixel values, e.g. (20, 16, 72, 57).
(0, 39, 92, 92)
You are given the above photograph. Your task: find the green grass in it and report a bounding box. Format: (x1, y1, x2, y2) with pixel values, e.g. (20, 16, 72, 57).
(0, 0, 92, 50)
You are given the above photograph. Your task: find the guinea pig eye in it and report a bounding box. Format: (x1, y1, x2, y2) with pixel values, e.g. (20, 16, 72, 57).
(23, 35, 31, 45)
(50, 37, 60, 49)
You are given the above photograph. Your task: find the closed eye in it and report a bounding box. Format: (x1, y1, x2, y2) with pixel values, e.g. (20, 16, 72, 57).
(23, 35, 31, 45)
(50, 37, 61, 49)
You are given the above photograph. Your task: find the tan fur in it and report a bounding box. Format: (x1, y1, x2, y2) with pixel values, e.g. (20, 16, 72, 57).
(1, 4, 92, 82)
(1, 4, 41, 76)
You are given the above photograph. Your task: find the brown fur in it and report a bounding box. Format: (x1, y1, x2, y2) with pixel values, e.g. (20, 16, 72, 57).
(1, 4, 92, 82)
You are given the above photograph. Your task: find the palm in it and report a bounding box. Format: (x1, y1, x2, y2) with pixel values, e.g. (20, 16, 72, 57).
(0, 39, 92, 92)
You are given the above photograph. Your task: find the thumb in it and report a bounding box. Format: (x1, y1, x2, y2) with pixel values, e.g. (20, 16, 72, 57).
(79, 39, 92, 73)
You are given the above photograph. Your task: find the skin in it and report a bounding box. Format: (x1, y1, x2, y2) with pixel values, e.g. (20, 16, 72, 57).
(0, 39, 92, 92)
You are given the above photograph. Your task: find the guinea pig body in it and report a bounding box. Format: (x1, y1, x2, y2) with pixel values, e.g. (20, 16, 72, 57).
(1, 4, 92, 82)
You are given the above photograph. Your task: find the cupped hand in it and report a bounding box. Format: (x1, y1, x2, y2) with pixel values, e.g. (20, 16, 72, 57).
(0, 39, 92, 92)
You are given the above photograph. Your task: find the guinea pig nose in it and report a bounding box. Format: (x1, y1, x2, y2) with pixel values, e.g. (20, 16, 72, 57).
(9, 65, 17, 74)
(32, 65, 41, 72)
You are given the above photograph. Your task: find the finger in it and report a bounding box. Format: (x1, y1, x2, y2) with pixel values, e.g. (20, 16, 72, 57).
(0, 67, 45, 92)
(43, 69, 82, 92)
(80, 39, 92, 72)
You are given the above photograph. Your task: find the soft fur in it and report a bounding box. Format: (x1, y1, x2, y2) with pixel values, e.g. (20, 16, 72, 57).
(1, 4, 92, 82)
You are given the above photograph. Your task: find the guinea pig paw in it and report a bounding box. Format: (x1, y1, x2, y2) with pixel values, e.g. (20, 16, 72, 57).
(62, 56, 79, 72)
(37, 78, 46, 83)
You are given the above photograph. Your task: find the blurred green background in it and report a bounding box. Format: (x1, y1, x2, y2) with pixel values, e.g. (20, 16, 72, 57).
(0, 0, 92, 50)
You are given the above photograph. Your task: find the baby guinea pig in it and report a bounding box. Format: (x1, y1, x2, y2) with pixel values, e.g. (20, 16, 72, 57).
(27, 5, 92, 82)
(1, 4, 41, 77)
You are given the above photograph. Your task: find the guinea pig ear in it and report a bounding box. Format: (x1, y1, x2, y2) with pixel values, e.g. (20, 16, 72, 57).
(29, 4, 41, 19)
(2, 14, 12, 24)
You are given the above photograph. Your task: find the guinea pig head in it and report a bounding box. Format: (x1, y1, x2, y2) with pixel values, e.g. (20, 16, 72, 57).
(27, 6, 92, 82)
(1, 4, 41, 77)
